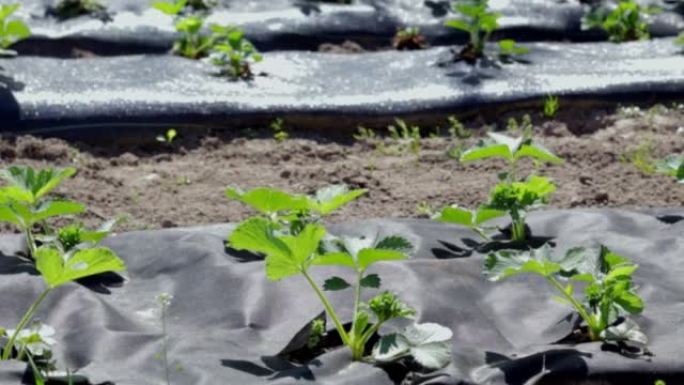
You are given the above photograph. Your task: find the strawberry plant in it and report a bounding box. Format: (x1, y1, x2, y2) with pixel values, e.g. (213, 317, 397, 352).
(0, 4, 31, 56)
(209, 25, 262, 80)
(0, 166, 85, 257)
(444, 0, 526, 63)
(582, 1, 657, 43)
(485, 245, 646, 347)
(153, 0, 213, 59)
(436, 132, 563, 241)
(228, 218, 451, 367)
(543, 95, 560, 119)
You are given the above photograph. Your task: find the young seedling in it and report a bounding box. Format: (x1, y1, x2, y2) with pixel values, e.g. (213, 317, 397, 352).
(392, 27, 427, 50)
(228, 218, 451, 367)
(157, 128, 178, 145)
(582, 1, 656, 43)
(209, 25, 262, 80)
(387, 119, 422, 157)
(445, 0, 526, 64)
(0, 4, 31, 56)
(52, 0, 107, 20)
(619, 139, 657, 175)
(436, 132, 563, 241)
(0, 166, 85, 257)
(485, 244, 646, 347)
(543, 95, 560, 119)
(153, 0, 213, 59)
(226, 185, 367, 234)
(270, 118, 289, 143)
(1, 245, 126, 361)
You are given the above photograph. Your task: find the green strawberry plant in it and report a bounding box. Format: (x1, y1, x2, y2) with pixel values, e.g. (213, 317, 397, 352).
(444, 0, 526, 63)
(0, 166, 85, 257)
(485, 245, 646, 346)
(226, 185, 367, 235)
(0, 4, 31, 56)
(543, 95, 560, 119)
(209, 25, 263, 80)
(436, 132, 563, 242)
(582, 1, 657, 43)
(153, 0, 213, 59)
(228, 217, 451, 367)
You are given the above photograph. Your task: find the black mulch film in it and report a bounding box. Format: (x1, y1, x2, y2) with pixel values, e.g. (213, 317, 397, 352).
(1, 209, 683, 385)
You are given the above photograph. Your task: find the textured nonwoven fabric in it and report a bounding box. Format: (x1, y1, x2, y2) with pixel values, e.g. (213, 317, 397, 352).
(1, 38, 683, 139)
(13, 0, 684, 53)
(0, 209, 683, 384)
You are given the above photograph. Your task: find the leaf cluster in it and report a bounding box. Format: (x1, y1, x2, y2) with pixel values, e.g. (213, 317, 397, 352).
(656, 154, 684, 182)
(485, 245, 646, 345)
(436, 132, 563, 241)
(444, 0, 526, 63)
(543, 95, 560, 119)
(0, 4, 31, 56)
(209, 25, 263, 80)
(582, 1, 655, 43)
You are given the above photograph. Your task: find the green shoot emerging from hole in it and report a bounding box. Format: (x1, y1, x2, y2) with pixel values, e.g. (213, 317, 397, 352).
(228, 218, 451, 368)
(209, 25, 262, 80)
(157, 128, 178, 145)
(436, 131, 563, 242)
(445, 0, 526, 64)
(543, 95, 560, 119)
(0, 4, 31, 57)
(485, 245, 646, 347)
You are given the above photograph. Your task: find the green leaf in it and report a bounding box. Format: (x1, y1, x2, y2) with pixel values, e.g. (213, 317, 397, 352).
(373, 323, 452, 369)
(32, 200, 86, 222)
(614, 290, 644, 314)
(264, 224, 326, 281)
(484, 245, 561, 281)
(474, 206, 506, 225)
(309, 185, 367, 215)
(226, 187, 309, 215)
(311, 251, 356, 269)
(152, 0, 186, 15)
(323, 276, 351, 291)
(460, 143, 512, 163)
(0, 166, 76, 204)
(0, 205, 22, 227)
(228, 217, 290, 260)
(4, 20, 30, 41)
(437, 206, 473, 227)
(35, 247, 126, 289)
(514, 144, 564, 164)
(444, 20, 470, 32)
(360, 273, 381, 288)
(358, 249, 407, 271)
(601, 319, 647, 346)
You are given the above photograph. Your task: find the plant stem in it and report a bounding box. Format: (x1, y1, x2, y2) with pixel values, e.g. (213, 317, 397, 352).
(2, 288, 51, 360)
(511, 218, 526, 242)
(546, 277, 599, 341)
(302, 271, 350, 347)
(24, 227, 36, 257)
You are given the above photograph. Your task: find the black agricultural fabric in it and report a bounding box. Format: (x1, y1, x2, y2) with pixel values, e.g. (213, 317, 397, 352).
(0, 209, 683, 384)
(1, 39, 683, 140)
(13, 0, 684, 54)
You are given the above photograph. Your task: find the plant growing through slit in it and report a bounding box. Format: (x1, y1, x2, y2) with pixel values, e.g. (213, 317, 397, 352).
(485, 244, 647, 347)
(153, 0, 213, 59)
(228, 218, 452, 367)
(209, 25, 263, 80)
(0, 4, 31, 56)
(582, 0, 657, 43)
(436, 132, 563, 241)
(444, 0, 526, 63)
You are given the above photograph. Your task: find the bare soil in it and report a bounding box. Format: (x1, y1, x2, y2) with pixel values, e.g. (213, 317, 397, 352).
(0, 104, 683, 232)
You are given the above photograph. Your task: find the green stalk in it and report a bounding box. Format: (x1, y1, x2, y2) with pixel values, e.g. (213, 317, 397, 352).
(349, 271, 366, 361)
(2, 288, 51, 361)
(302, 271, 351, 347)
(546, 277, 599, 341)
(24, 227, 36, 257)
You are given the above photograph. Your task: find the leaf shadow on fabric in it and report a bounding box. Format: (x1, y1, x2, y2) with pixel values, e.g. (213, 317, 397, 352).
(655, 214, 684, 225)
(475, 349, 591, 385)
(224, 245, 265, 263)
(431, 233, 555, 260)
(293, 1, 322, 16)
(424, 0, 451, 17)
(0, 70, 21, 122)
(75, 271, 125, 294)
(221, 356, 321, 381)
(0, 253, 38, 275)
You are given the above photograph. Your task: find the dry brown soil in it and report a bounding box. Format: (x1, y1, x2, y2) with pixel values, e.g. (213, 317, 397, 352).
(0, 104, 683, 232)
